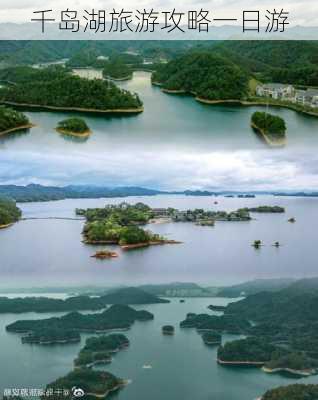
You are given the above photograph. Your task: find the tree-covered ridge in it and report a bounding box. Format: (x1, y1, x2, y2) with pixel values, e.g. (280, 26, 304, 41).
(74, 334, 129, 367)
(43, 369, 123, 400)
(0, 295, 105, 313)
(216, 41, 318, 86)
(103, 59, 132, 80)
(57, 118, 90, 134)
(251, 112, 286, 137)
(262, 384, 318, 400)
(0, 106, 30, 133)
(0, 66, 143, 111)
(100, 287, 169, 304)
(6, 304, 154, 343)
(0, 198, 21, 226)
(152, 52, 249, 100)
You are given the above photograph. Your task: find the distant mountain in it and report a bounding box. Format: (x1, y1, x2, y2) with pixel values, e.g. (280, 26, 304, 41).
(0, 184, 164, 202)
(217, 278, 295, 298)
(100, 287, 170, 304)
(139, 282, 217, 297)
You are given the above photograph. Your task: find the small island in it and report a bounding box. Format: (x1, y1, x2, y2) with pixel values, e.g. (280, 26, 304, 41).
(201, 331, 222, 346)
(74, 334, 129, 368)
(43, 369, 125, 399)
(56, 118, 91, 138)
(91, 250, 118, 259)
(251, 111, 287, 147)
(180, 313, 250, 334)
(246, 206, 285, 213)
(0, 106, 33, 136)
(162, 325, 175, 335)
(0, 198, 22, 229)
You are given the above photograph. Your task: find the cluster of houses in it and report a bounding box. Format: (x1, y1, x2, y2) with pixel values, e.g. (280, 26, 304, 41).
(256, 83, 318, 109)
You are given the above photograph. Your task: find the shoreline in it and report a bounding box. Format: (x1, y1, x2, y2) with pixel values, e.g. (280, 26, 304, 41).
(1, 101, 144, 114)
(0, 222, 14, 229)
(56, 128, 91, 138)
(262, 366, 316, 377)
(217, 358, 266, 366)
(0, 123, 35, 137)
(250, 122, 287, 147)
(120, 239, 182, 250)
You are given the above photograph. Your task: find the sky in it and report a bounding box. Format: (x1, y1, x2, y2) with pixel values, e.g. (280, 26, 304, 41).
(1, 148, 318, 191)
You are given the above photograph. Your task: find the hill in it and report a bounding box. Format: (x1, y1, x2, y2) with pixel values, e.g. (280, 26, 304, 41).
(152, 51, 249, 100)
(0, 198, 21, 227)
(100, 287, 170, 304)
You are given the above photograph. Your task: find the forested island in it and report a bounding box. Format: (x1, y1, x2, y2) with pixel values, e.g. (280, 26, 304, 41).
(6, 304, 154, 344)
(56, 117, 91, 138)
(103, 59, 133, 80)
(74, 334, 129, 367)
(251, 112, 287, 146)
(217, 279, 318, 376)
(0, 66, 143, 113)
(0, 198, 21, 228)
(44, 369, 124, 399)
(261, 384, 318, 400)
(201, 331, 222, 346)
(152, 52, 249, 101)
(0, 105, 33, 136)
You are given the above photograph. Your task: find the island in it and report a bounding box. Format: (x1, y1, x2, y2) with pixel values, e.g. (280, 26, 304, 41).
(0, 198, 21, 229)
(91, 250, 118, 259)
(179, 313, 250, 334)
(201, 331, 222, 346)
(217, 278, 318, 377)
(56, 117, 91, 138)
(80, 202, 181, 249)
(261, 384, 318, 400)
(251, 111, 287, 147)
(246, 206, 285, 213)
(103, 59, 133, 81)
(162, 325, 175, 335)
(43, 369, 125, 399)
(74, 334, 129, 367)
(0, 66, 143, 113)
(100, 287, 170, 305)
(6, 304, 154, 343)
(0, 295, 108, 313)
(0, 105, 33, 136)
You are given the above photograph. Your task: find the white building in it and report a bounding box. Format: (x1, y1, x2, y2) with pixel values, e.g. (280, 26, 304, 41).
(256, 83, 294, 99)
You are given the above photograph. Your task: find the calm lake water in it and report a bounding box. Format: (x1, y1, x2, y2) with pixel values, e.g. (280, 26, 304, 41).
(0, 194, 317, 288)
(1, 297, 317, 400)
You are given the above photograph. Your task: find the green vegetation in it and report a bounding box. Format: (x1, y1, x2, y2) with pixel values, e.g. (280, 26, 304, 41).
(246, 206, 285, 213)
(201, 331, 221, 345)
(6, 304, 154, 342)
(100, 287, 170, 304)
(207, 305, 226, 312)
(81, 203, 165, 245)
(251, 112, 286, 138)
(265, 352, 318, 373)
(152, 52, 249, 100)
(43, 369, 123, 399)
(56, 118, 90, 136)
(162, 325, 175, 335)
(217, 337, 282, 363)
(22, 329, 80, 345)
(262, 384, 318, 400)
(0, 295, 105, 313)
(74, 334, 129, 367)
(0, 66, 142, 111)
(0, 106, 30, 134)
(103, 59, 132, 80)
(180, 313, 250, 334)
(0, 198, 21, 226)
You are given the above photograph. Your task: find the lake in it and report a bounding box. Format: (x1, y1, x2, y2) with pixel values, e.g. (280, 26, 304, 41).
(1, 71, 318, 190)
(1, 296, 317, 400)
(0, 194, 317, 288)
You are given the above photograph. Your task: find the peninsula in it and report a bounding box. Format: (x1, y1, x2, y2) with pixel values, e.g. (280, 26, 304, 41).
(0, 105, 33, 136)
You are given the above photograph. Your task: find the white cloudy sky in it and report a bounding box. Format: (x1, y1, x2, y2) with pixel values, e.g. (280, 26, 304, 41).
(0, 0, 317, 26)
(1, 148, 318, 191)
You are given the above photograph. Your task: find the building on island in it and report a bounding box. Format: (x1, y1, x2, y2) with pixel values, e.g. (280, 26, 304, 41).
(256, 83, 318, 108)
